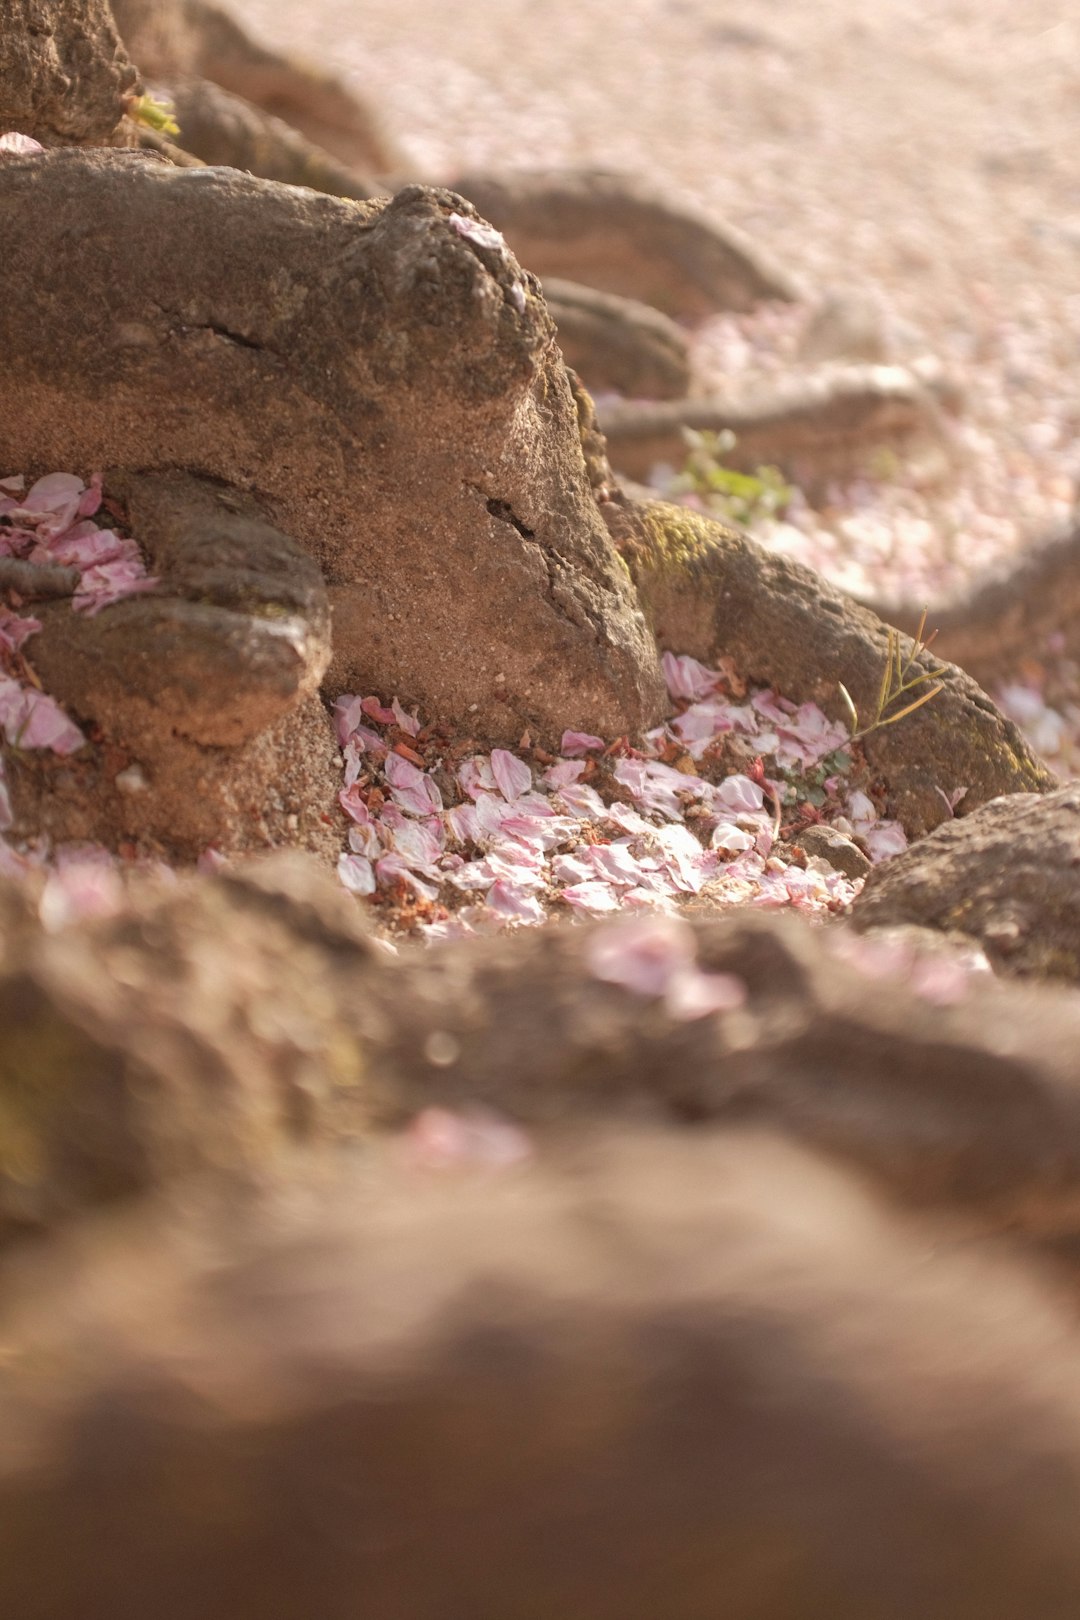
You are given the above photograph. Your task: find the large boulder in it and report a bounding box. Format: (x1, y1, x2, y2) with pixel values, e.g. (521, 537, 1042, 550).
(6, 1126, 1080, 1620)
(0, 150, 665, 746)
(6, 856, 1080, 1247)
(0, 0, 138, 147)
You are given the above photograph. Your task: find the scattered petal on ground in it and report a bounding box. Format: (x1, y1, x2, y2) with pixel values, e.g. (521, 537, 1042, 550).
(331, 645, 903, 937)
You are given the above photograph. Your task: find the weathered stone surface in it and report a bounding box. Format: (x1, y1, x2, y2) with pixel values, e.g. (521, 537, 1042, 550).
(6, 1127, 1080, 1620)
(0, 151, 665, 746)
(8, 856, 1080, 1246)
(3, 472, 342, 859)
(109, 0, 403, 173)
(0, 0, 138, 147)
(8, 854, 1080, 1616)
(604, 492, 1053, 836)
(796, 823, 872, 878)
(852, 784, 1080, 983)
(597, 363, 954, 494)
(543, 276, 692, 399)
(451, 168, 802, 318)
(161, 74, 382, 199)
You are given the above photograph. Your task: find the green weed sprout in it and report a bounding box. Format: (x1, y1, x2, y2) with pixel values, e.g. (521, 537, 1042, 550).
(123, 94, 180, 138)
(839, 609, 946, 743)
(669, 428, 792, 528)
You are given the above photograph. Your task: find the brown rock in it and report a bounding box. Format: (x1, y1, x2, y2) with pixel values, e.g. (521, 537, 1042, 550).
(5, 1129, 1080, 1620)
(797, 823, 872, 878)
(0, 152, 665, 746)
(451, 168, 802, 318)
(109, 0, 403, 174)
(604, 493, 1053, 837)
(160, 74, 383, 199)
(0, 0, 138, 147)
(865, 522, 1080, 691)
(542, 276, 692, 399)
(597, 362, 953, 495)
(3, 472, 342, 860)
(852, 783, 1080, 984)
(7, 858, 1080, 1246)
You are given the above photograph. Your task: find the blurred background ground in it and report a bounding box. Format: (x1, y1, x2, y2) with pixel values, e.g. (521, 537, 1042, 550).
(230, 0, 1080, 758)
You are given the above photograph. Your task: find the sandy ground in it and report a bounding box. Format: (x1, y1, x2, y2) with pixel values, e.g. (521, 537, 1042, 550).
(228, 0, 1080, 755)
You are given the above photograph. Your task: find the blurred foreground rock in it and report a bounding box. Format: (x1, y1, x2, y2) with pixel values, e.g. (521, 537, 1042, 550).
(6, 857, 1080, 1616)
(6, 855, 1080, 1245)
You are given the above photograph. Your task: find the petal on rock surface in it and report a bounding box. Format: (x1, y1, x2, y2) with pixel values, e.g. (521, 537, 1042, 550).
(559, 730, 605, 757)
(491, 747, 532, 801)
(663, 967, 747, 1021)
(586, 914, 695, 996)
(661, 651, 720, 701)
(0, 132, 44, 155)
(447, 212, 507, 253)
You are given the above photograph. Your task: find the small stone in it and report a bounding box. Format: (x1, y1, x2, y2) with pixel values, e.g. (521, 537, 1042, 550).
(115, 764, 149, 795)
(799, 824, 872, 879)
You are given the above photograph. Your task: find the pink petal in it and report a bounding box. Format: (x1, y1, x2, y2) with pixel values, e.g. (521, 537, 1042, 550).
(560, 880, 622, 914)
(448, 212, 507, 253)
(863, 821, 908, 862)
(391, 696, 421, 736)
(555, 780, 607, 819)
(586, 915, 695, 995)
(337, 852, 376, 895)
(543, 759, 586, 787)
(0, 132, 44, 156)
(485, 879, 546, 924)
(661, 651, 720, 701)
(663, 968, 747, 1021)
(38, 859, 124, 931)
(375, 853, 439, 901)
(559, 730, 605, 757)
(333, 694, 367, 745)
(403, 1105, 531, 1171)
(0, 609, 41, 653)
(0, 682, 85, 754)
(490, 747, 531, 801)
(360, 695, 396, 725)
(458, 756, 497, 799)
(710, 822, 756, 852)
(77, 474, 104, 518)
(715, 775, 765, 813)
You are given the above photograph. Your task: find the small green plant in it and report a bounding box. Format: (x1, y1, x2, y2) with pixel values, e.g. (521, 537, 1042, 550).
(668, 428, 792, 528)
(123, 93, 180, 138)
(778, 746, 853, 809)
(839, 610, 946, 742)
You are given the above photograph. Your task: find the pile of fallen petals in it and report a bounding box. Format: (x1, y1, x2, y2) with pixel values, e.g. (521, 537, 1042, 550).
(0, 470, 158, 841)
(333, 651, 908, 939)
